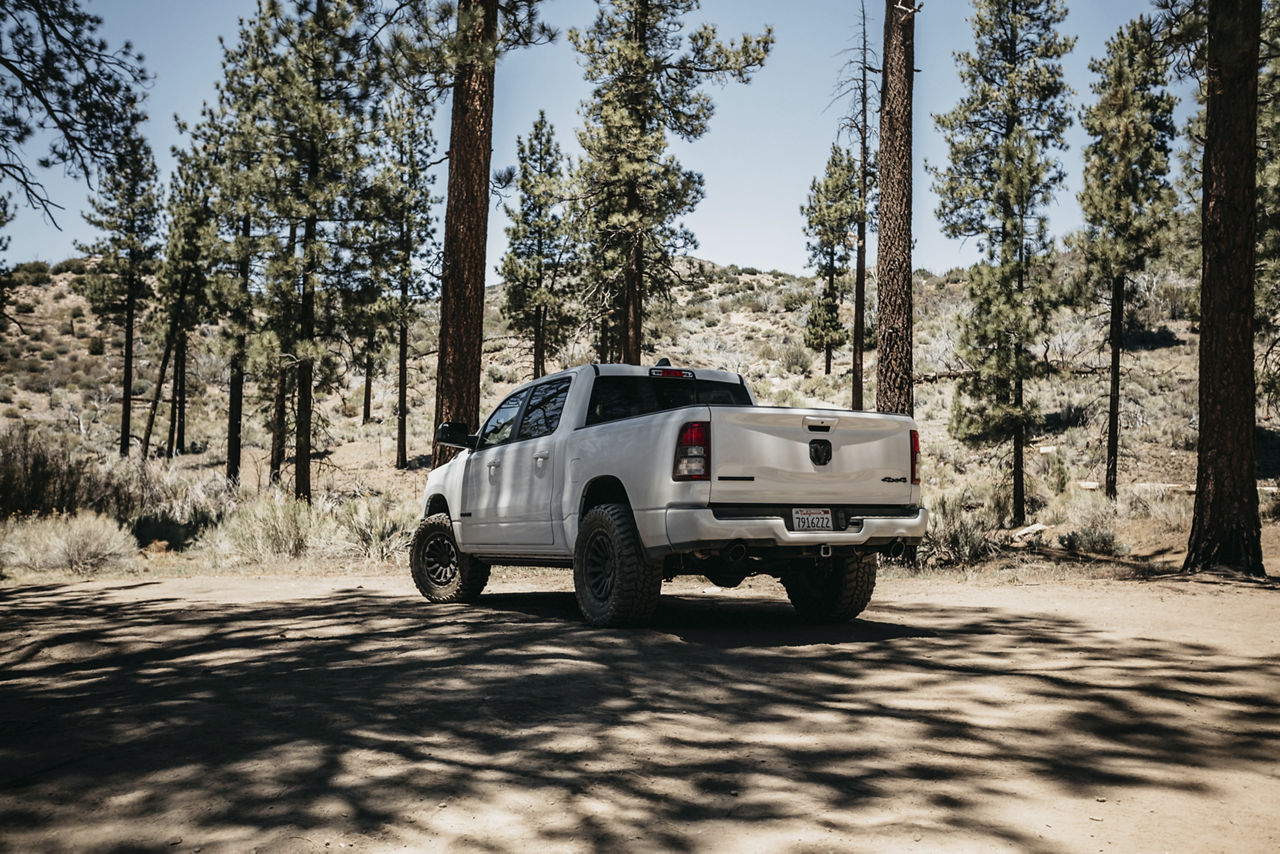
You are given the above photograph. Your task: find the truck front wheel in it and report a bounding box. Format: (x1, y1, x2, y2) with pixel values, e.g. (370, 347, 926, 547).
(410, 513, 490, 603)
(573, 504, 662, 627)
(782, 552, 877, 622)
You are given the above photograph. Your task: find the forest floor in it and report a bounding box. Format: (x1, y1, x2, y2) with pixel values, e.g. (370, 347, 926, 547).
(3, 569, 1279, 853)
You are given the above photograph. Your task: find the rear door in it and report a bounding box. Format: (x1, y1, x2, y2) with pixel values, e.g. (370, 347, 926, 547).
(708, 408, 916, 507)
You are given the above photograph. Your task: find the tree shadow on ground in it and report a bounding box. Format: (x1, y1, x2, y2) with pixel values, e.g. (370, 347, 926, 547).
(2, 582, 1278, 852)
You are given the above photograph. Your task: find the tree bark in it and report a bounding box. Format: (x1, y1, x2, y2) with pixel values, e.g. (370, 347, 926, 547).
(1184, 0, 1264, 575)
(623, 231, 644, 365)
(120, 276, 135, 457)
(533, 302, 545, 379)
(432, 0, 499, 468)
(396, 230, 410, 469)
(874, 0, 916, 417)
(141, 331, 173, 460)
(363, 330, 375, 424)
(226, 213, 252, 485)
(852, 1, 870, 411)
(175, 332, 186, 454)
(1105, 272, 1124, 500)
(296, 212, 317, 502)
(270, 363, 288, 485)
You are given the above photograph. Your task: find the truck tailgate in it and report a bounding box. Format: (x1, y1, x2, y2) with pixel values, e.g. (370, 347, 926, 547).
(708, 407, 916, 506)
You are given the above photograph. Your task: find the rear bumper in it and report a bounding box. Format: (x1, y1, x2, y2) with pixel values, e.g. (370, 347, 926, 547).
(659, 505, 928, 554)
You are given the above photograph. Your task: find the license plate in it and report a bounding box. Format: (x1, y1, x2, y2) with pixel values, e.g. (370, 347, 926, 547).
(793, 508, 833, 531)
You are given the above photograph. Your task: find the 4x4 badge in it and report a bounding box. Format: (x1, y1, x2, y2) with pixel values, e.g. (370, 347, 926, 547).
(809, 439, 832, 466)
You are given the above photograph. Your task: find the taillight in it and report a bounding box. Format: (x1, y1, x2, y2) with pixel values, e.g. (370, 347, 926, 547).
(910, 429, 920, 485)
(674, 421, 711, 481)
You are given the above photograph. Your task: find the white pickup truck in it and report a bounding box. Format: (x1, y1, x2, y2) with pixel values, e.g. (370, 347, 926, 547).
(411, 362, 927, 627)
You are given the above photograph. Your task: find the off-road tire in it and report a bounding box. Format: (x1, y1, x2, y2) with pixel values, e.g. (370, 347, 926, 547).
(573, 503, 663, 627)
(781, 552, 877, 622)
(410, 513, 490, 603)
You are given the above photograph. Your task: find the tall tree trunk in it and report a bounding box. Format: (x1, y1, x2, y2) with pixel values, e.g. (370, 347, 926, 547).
(226, 213, 252, 485)
(175, 332, 187, 454)
(270, 363, 288, 485)
(623, 231, 644, 365)
(142, 331, 174, 460)
(296, 213, 318, 503)
(432, 0, 499, 468)
(1105, 272, 1125, 500)
(533, 303, 545, 379)
(120, 278, 135, 457)
(1012, 372, 1026, 527)
(363, 330, 375, 424)
(853, 0, 870, 411)
(396, 242, 410, 470)
(875, 0, 916, 416)
(165, 349, 178, 460)
(1185, 0, 1264, 575)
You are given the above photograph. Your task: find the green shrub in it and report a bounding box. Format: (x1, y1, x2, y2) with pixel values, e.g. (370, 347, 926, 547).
(336, 495, 413, 562)
(3, 512, 136, 574)
(217, 490, 314, 560)
(88, 336, 105, 356)
(70, 305, 85, 319)
(0, 426, 135, 520)
(51, 258, 88, 276)
(15, 301, 35, 314)
(779, 341, 811, 376)
(920, 490, 1000, 566)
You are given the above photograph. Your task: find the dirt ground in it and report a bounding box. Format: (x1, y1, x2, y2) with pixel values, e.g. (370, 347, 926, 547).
(2, 569, 1279, 854)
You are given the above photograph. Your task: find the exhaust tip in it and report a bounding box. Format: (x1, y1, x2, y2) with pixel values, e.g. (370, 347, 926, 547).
(724, 542, 748, 563)
(886, 539, 906, 559)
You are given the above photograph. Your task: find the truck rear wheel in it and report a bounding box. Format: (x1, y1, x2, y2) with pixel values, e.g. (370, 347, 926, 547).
(573, 503, 662, 627)
(410, 513, 490, 603)
(782, 552, 877, 622)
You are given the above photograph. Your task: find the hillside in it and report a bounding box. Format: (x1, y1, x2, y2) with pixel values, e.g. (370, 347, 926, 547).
(1, 257, 1277, 575)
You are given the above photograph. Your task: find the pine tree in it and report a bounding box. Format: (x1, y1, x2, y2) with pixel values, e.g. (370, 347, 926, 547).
(200, 5, 281, 485)
(931, 0, 1075, 525)
(1079, 16, 1176, 501)
(1184, 0, 1265, 575)
(143, 144, 217, 460)
(1255, 1, 1280, 401)
(499, 111, 576, 380)
(571, 0, 772, 364)
(875, 0, 919, 418)
(801, 144, 856, 376)
(255, 0, 378, 502)
(75, 102, 163, 458)
(0, 0, 147, 222)
(836, 0, 879, 409)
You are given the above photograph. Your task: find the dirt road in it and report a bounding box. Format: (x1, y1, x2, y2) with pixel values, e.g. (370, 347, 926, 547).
(2, 571, 1278, 853)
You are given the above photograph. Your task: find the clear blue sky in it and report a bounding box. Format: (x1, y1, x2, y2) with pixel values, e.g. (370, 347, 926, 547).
(6, 0, 1191, 280)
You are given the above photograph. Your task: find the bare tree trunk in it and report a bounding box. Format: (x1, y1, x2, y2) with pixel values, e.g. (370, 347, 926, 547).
(396, 242, 410, 470)
(533, 303, 546, 379)
(362, 331, 375, 424)
(296, 213, 317, 502)
(1185, 0, 1264, 575)
(852, 0, 871, 411)
(141, 332, 174, 460)
(1105, 272, 1124, 500)
(120, 277, 135, 457)
(623, 232, 644, 365)
(874, 0, 916, 417)
(175, 332, 186, 454)
(226, 213, 252, 485)
(270, 363, 288, 485)
(1013, 372, 1026, 527)
(432, 0, 499, 468)
(165, 351, 178, 460)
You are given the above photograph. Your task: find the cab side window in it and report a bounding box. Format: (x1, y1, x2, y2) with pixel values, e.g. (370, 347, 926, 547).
(478, 389, 528, 449)
(516, 378, 572, 441)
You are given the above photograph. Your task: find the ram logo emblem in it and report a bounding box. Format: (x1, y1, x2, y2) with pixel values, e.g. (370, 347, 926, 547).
(809, 439, 832, 466)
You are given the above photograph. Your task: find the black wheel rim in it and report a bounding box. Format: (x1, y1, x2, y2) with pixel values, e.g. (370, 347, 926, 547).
(583, 530, 615, 601)
(422, 533, 459, 586)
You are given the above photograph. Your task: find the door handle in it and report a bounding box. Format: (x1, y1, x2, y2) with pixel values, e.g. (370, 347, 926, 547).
(487, 459, 501, 469)
(533, 451, 550, 462)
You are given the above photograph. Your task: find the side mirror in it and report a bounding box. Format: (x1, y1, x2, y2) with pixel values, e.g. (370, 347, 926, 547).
(435, 421, 478, 451)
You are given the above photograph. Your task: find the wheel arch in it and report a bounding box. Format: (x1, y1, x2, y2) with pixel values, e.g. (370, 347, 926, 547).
(579, 475, 631, 520)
